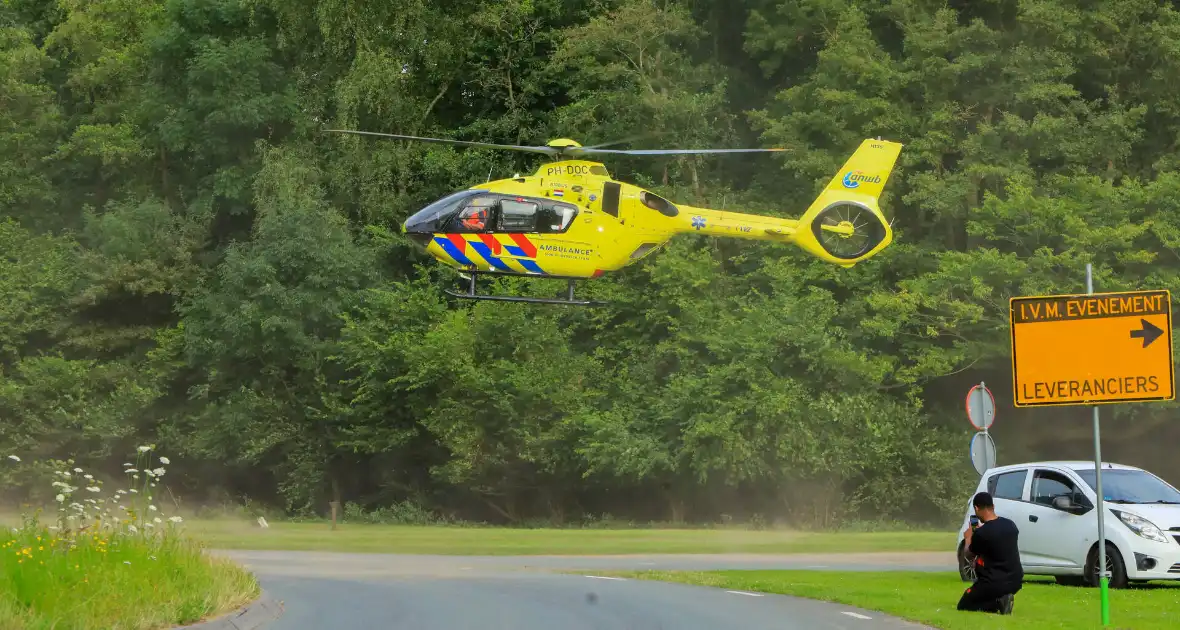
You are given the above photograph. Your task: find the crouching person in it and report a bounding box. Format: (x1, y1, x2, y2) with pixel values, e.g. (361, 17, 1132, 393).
(958, 491, 1022, 615)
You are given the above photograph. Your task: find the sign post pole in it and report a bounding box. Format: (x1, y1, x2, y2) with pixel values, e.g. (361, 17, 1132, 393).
(980, 381, 990, 473)
(1087, 263, 1110, 626)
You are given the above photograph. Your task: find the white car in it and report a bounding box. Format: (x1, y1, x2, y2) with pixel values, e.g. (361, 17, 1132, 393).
(957, 460, 1180, 588)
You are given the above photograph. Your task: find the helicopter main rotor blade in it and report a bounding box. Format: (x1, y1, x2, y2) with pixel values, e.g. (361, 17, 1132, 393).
(579, 132, 663, 150)
(325, 129, 560, 156)
(573, 147, 788, 155)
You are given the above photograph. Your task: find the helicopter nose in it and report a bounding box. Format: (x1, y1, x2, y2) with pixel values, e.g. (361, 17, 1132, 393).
(405, 232, 432, 249)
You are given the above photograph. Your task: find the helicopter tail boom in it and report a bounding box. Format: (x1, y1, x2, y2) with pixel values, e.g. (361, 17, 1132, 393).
(674, 209, 800, 241)
(672, 138, 902, 266)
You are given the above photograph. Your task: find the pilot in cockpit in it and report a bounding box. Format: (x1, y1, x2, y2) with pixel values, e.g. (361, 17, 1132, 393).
(457, 196, 496, 231)
(460, 206, 488, 230)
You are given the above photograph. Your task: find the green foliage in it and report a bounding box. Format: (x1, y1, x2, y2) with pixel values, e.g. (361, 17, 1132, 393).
(3, 0, 1180, 529)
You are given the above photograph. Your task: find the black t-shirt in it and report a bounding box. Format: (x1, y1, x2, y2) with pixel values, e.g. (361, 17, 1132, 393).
(969, 516, 1024, 587)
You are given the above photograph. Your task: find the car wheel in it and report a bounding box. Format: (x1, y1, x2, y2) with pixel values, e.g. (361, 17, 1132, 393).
(958, 542, 977, 582)
(1084, 542, 1128, 589)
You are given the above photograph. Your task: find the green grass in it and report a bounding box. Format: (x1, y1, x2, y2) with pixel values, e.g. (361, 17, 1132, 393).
(0, 521, 259, 630)
(185, 518, 956, 555)
(605, 569, 1180, 629)
(0, 449, 262, 629)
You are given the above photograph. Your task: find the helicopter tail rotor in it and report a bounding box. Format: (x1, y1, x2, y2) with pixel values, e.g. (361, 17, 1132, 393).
(792, 138, 904, 266)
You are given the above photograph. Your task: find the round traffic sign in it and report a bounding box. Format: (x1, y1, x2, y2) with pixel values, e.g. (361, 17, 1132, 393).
(970, 431, 997, 476)
(966, 384, 996, 430)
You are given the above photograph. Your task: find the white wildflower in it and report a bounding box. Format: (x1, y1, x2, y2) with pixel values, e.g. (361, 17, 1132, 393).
(55, 494, 65, 503)
(158, 457, 170, 465)
(127, 524, 137, 533)
(169, 516, 183, 523)
(83, 474, 93, 480)
(52, 481, 67, 488)
(116, 489, 127, 494)
(124, 469, 138, 474)
(148, 505, 157, 511)
(137, 445, 152, 453)
(129, 489, 138, 493)
(144, 523, 154, 528)
(7, 455, 19, 462)
(86, 486, 100, 493)
(153, 517, 162, 524)
(73, 467, 82, 473)
(152, 468, 165, 477)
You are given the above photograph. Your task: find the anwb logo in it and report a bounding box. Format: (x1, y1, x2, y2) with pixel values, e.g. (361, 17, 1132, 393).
(842, 171, 881, 188)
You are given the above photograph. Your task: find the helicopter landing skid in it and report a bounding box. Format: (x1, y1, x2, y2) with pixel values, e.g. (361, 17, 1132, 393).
(446, 273, 607, 307)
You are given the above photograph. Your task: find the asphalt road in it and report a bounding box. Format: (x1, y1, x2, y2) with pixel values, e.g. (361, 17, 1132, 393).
(218, 551, 953, 629)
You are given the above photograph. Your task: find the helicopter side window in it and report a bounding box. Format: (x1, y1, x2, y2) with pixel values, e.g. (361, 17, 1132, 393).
(496, 198, 539, 232)
(538, 201, 578, 233)
(449, 195, 498, 233)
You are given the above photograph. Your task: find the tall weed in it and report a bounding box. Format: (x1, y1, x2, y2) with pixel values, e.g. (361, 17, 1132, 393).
(1, 448, 259, 630)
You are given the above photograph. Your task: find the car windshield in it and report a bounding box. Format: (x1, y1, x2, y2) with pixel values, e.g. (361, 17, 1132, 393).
(1076, 469, 1180, 504)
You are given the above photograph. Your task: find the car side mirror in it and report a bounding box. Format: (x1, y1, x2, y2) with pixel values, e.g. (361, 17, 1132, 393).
(1052, 496, 1073, 510)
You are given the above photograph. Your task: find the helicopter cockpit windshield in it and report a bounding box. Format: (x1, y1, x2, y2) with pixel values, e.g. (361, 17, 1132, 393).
(403, 189, 488, 233)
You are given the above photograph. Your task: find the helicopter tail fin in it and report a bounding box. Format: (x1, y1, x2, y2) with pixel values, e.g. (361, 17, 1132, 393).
(792, 138, 903, 266)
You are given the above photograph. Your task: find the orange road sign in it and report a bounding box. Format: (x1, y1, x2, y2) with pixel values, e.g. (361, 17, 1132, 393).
(1010, 290, 1175, 407)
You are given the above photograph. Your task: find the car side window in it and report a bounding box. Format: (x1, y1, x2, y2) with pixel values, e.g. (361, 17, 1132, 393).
(987, 469, 1027, 500)
(1032, 469, 1092, 511)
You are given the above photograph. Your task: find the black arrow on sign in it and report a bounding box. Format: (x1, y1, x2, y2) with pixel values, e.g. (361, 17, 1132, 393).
(1130, 319, 1164, 348)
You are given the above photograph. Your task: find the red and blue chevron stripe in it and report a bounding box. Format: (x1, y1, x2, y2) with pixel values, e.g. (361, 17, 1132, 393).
(432, 233, 545, 274)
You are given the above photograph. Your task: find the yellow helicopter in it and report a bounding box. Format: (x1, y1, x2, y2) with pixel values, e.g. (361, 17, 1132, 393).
(329, 130, 903, 305)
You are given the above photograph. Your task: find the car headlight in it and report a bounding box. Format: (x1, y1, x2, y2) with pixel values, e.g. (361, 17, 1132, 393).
(1112, 510, 1171, 544)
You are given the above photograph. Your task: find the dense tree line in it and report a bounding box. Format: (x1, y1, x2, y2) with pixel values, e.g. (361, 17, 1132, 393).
(4, 0, 1180, 528)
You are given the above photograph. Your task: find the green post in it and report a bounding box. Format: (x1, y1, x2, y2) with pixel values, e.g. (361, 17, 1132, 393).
(1087, 263, 1110, 627)
(1100, 575, 1110, 625)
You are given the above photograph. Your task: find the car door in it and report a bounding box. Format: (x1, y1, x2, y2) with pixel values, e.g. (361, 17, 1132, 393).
(1021, 467, 1095, 568)
(986, 467, 1033, 565)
